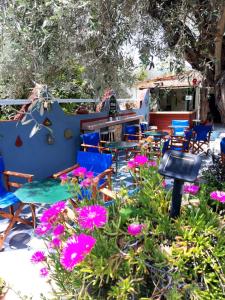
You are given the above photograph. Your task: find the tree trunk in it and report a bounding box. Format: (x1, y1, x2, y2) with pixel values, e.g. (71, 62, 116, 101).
(214, 5, 225, 123)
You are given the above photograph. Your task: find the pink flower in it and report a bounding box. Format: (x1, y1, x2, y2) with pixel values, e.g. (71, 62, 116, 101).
(40, 267, 49, 277)
(128, 160, 136, 169)
(60, 233, 96, 271)
(72, 167, 87, 177)
(133, 155, 148, 166)
(35, 223, 52, 236)
(53, 224, 65, 236)
(127, 223, 144, 236)
(80, 178, 92, 188)
(59, 174, 68, 182)
(148, 160, 157, 167)
(76, 205, 107, 230)
(183, 184, 200, 195)
(49, 237, 61, 248)
(86, 171, 94, 178)
(31, 251, 46, 264)
(210, 191, 225, 203)
(40, 201, 66, 224)
(162, 180, 166, 188)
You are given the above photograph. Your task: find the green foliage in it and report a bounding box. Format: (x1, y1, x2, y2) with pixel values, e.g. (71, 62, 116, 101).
(0, 276, 7, 295)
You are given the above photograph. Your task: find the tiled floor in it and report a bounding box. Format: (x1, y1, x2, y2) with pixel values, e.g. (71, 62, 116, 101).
(0, 123, 224, 299)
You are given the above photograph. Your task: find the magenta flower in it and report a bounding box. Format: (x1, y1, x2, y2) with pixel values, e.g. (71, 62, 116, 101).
(76, 205, 107, 230)
(53, 224, 65, 236)
(162, 180, 166, 188)
(59, 174, 68, 181)
(35, 223, 52, 236)
(49, 237, 61, 249)
(133, 155, 148, 166)
(127, 223, 144, 236)
(183, 184, 200, 195)
(148, 160, 157, 167)
(40, 267, 49, 277)
(31, 251, 46, 264)
(40, 201, 66, 224)
(128, 160, 136, 169)
(72, 167, 87, 177)
(86, 171, 94, 178)
(210, 191, 225, 203)
(80, 178, 92, 188)
(60, 233, 96, 271)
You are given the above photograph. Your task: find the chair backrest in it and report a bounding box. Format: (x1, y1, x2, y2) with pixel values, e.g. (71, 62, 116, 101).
(77, 151, 112, 173)
(0, 156, 6, 195)
(193, 125, 212, 141)
(140, 122, 148, 133)
(162, 139, 170, 155)
(171, 120, 189, 136)
(220, 137, 225, 154)
(124, 125, 139, 140)
(81, 132, 100, 153)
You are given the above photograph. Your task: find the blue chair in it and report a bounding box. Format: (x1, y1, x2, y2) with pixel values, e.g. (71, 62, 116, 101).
(0, 156, 35, 250)
(53, 151, 113, 200)
(220, 137, 225, 164)
(140, 122, 148, 133)
(192, 125, 212, 154)
(124, 124, 140, 141)
(81, 132, 102, 153)
(171, 120, 189, 136)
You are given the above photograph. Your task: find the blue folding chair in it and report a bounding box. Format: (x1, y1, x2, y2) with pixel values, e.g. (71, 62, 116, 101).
(124, 124, 140, 141)
(0, 156, 35, 250)
(53, 151, 113, 201)
(220, 137, 225, 164)
(81, 132, 102, 153)
(171, 120, 189, 136)
(192, 125, 212, 154)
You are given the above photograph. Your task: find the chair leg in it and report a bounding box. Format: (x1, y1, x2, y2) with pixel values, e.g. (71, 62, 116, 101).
(0, 203, 25, 251)
(30, 204, 36, 228)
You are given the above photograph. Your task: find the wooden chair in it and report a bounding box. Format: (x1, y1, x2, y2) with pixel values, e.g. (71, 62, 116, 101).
(53, 151, 113, 201)
(0, 157, 35, 251)
(191, 125, 212, 154)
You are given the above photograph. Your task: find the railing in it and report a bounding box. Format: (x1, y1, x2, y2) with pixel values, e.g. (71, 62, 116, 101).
(0, 98, 135, 106)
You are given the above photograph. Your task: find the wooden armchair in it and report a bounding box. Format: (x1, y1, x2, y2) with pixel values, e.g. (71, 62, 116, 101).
(0, 158, 35, 251)
(53, 151, 113, 201)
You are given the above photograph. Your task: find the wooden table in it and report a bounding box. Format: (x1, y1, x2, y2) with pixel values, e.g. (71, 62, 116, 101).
(81, 115, 144, 131)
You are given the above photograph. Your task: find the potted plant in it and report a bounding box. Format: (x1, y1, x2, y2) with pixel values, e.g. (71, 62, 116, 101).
(0, 277, 8, 299)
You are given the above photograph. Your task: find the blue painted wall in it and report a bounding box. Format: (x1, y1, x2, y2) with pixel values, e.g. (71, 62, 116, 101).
(0, 90, 149, 179)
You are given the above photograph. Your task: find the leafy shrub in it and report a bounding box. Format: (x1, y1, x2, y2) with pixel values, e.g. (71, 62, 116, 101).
(32, 155, 225, 299)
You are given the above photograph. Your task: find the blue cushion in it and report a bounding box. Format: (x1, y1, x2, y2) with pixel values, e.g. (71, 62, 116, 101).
(81, 132, 100, 153)
(77, 151, 112, 173)
(0, 192, 20, 209)
(220, 137, 225, 154)
(125, 125, 139, 140)
(193, 125, 212, 141)
(172, 120, 189, 136)
(162, 139, 170, 155)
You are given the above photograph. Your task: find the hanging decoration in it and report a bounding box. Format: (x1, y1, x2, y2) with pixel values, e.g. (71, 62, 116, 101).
(64, 129, 73, 139)
(15, 135, 23, 147)
(43, 118, 52, 127)
(46, 133, 55, 145)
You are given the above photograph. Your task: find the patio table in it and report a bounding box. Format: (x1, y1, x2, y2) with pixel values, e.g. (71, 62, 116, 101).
(14, 178, 72, 205)
(105, 141, 139, 174)
(144, 131, 169, 138)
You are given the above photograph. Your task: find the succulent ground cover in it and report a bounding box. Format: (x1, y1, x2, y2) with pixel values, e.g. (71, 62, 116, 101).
(31, 155, 225, 300)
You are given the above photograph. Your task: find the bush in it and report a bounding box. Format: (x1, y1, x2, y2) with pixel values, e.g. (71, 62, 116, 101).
(32, 156, 225, 299)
